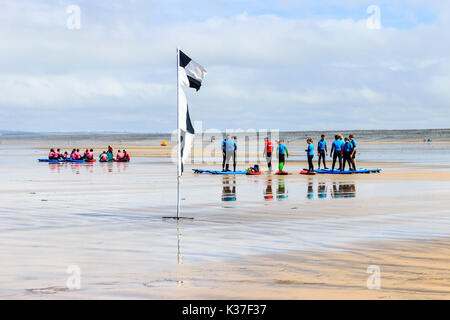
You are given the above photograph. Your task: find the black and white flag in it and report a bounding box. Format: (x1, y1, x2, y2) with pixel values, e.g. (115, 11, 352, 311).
(178, 50, 207, 176)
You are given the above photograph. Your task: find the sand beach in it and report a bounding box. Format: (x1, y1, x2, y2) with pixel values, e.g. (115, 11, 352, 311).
(0, 131, 449, 299)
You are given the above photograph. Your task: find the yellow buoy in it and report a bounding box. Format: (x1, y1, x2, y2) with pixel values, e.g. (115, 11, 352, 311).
(161, 140, 168, 146)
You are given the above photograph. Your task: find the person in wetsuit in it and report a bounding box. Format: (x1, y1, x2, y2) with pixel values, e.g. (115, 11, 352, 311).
(349, 134, 357, 170)
(263, 137, 273, 171)
(221, 138, 227, 171)
(342, 137, 354, 171)
(232, 136, 237, 172)
(277, 140, 288, 172)
(330, 135, 343, 171)
(305, 138, 314, 172)
(224, 136, 235, 171)
(317, 135, 328, 169)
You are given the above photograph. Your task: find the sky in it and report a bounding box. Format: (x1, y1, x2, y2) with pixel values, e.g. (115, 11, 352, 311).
(0, 0, 449, 132)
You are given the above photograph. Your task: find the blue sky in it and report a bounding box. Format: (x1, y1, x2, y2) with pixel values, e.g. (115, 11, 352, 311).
(0, 0, 449, 132)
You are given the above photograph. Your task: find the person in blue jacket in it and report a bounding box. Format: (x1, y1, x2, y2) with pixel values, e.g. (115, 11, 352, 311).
(221, 137, 227, 171)
(317, 134, 328, 169)
(349, 134, 357, 170)
(305, 138, 314, 172)
(330, 135, 344, 171)
(277, 140, 289, 172)
(224, 135, 236, 171)
(343, 137, 354, 171)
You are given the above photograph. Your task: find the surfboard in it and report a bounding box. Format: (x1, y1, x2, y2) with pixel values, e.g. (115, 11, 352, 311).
(193, 169, 247, 175)
(300, 170, 316, 175)
(38, 159, 62, 163)
(314, 168, 381, 174)
(275, 171, 290, 175)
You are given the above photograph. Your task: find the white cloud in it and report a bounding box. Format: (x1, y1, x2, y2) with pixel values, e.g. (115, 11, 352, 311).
(0, 1, 449, 131)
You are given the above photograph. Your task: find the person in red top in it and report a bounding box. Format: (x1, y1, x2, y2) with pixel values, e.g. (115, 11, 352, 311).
(263, 137, 273, 171)
(86, 149, 94, 161)
(122, 150, 130, 162)
(48, 148, 56, 160)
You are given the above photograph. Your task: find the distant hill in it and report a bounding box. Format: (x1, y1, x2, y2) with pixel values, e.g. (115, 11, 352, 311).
(0, 130, 129, 136)
(0, 130, 38, 136)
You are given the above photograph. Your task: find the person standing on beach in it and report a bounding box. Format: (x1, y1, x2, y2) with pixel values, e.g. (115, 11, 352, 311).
(263, 137, 273, 171)
(221, 138, 227, 171)
(342, 137, 354, 171)
(349, 134, 357, 170)
(306, 138, 314, 172)
(232, 136, 237, 172)
(224, 135, 235, 171)
(330, 135, 343, 171)
(277, 140, 288, 172)
(317, 135, 328, 169)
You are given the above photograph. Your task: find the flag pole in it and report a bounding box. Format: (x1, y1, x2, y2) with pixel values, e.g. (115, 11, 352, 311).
(176, 47, 181, 220)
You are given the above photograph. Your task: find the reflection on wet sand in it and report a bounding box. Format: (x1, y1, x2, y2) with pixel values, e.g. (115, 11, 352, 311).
(318, 182, 327, 199)
(221, 176, 236, 202)
(262, 177, 356, 200)
(263, 177, 274, 201)
(307, 181, 314, 199)
(46, 161, 128, 174)
(331, 182, 356, 199)
(306, 182, 356, 199)
(276, 177, 288, 200)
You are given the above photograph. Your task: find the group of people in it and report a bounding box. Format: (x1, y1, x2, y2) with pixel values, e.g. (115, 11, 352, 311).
(98, 146, 130, 162)
(306, 134, 357, 173)
(263, 137, 289, 172)
(220, 134, 357, 173)
(48, 148, 95, 161)
(48, 145, 130, 162)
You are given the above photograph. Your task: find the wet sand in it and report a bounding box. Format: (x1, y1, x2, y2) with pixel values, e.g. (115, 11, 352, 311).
(0, 143, 449, 299)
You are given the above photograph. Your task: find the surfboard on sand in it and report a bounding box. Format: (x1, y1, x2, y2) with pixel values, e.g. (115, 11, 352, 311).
(193, 169, 247, 175)
(300, 170, 316, 175)
(275, 171, 290, 175)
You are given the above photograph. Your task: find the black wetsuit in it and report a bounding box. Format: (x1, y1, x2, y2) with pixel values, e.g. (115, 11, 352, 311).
(343, 151, 352, 171)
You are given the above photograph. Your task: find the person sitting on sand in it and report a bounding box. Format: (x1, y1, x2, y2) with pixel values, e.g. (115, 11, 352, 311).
(82, 148, 89, 160)
(99, 151, 108, 162)
(116, 150, 123, 160)
(246, 164, 260, 174)
(86, 149, 94, 161)
(71, 149, 81, 160)
(305, 138, 314, 173)
(107, 146, 114, 161)
(122, 150, 130, 162)
(48, 148, 56, 160)
(277, 140, 288, 172)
